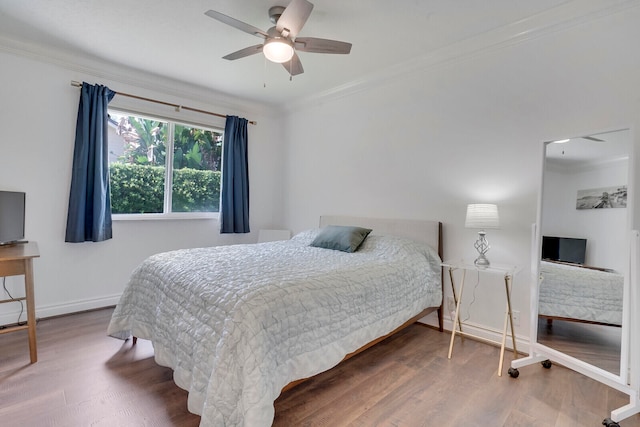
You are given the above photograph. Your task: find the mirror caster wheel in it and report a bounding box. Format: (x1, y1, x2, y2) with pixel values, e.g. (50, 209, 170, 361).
(541, 360, 552, 369)
(508, 367, 519, 378)
(602, 418, 620, 427)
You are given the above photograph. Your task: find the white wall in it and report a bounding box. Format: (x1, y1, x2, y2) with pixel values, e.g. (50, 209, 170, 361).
(543, 160, 629, 272)
(0, 49, 286, 323)
(281, 7, 640, 339)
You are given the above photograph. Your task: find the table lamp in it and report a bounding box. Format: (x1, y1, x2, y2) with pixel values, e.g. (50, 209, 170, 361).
(465, 203, 500, 267)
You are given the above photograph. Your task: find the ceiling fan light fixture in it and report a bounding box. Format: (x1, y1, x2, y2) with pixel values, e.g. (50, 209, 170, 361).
(205, 0, 351, 76)
(263, 38, 294, 63)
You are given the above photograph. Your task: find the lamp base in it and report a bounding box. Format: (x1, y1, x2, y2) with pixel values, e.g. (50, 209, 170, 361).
(474, 253, 490, 267)
(473, 230, 491, 268)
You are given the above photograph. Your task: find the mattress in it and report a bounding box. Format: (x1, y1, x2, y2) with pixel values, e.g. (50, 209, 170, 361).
(107, 229, 442, 426)
(538, 260, 624, 325)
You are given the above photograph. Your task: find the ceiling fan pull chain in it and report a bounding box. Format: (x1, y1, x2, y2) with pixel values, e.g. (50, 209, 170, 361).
(264, 55, 267, 88)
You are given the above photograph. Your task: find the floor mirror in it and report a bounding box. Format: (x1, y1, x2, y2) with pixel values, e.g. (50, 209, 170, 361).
(509, 128, 639, 426)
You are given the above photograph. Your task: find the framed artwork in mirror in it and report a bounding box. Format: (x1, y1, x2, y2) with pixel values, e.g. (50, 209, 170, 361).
(576, 185, 627, 209)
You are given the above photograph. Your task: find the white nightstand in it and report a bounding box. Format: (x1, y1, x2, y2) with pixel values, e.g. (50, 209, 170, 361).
(442, 260, 520, 376)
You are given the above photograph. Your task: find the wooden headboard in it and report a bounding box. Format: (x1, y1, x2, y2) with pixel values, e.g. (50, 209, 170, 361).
(319, 215, 443, 261)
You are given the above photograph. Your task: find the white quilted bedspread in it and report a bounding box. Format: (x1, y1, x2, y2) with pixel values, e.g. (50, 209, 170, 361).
(107, 229, 442, 426)
(538, 260, 624, 325)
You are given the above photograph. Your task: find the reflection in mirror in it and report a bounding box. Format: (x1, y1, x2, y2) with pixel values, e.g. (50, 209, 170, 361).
(537, 129, 630, 375)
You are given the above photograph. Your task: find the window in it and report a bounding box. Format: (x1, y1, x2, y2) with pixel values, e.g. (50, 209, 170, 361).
(108, 110, 223, 218)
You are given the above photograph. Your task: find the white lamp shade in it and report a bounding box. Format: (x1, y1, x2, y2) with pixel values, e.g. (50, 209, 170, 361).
(465, 204, 500, 229)
(263, 38, 294, 63)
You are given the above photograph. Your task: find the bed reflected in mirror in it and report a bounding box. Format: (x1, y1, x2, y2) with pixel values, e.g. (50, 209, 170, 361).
(537, 128, 630, 375)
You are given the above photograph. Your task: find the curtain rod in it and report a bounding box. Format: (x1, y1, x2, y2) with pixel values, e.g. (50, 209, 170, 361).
(70, 81, 256, 125)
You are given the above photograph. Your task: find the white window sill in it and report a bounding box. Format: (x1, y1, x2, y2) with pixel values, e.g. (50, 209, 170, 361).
(112, 212, 219, 221)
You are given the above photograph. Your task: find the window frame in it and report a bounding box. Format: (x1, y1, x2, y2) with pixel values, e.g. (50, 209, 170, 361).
(108, 108, 224, 221)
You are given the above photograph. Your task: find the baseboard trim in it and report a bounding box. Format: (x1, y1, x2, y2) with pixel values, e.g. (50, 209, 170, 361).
(0, 294, 121, 326)
(418, 316, 530, 352)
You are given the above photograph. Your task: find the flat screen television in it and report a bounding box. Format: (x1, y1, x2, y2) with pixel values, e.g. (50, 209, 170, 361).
(541, 235, 587, 265)
(0, 190, 26, 245)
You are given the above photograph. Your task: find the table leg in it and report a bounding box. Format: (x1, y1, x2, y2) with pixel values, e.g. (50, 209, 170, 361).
(24, 259, 37, 363)
(448, 268, 466, 359)
(448, 268, 464, 334)
(505, 275, 518, 357)
(498, 274, 516, 376)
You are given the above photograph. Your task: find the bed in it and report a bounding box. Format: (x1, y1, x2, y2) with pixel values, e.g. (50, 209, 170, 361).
(538, 260, 624, 326)
(107, 216, 443, 426)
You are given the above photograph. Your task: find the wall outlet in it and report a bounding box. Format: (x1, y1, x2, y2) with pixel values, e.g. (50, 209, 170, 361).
(512, 310, 520, 326)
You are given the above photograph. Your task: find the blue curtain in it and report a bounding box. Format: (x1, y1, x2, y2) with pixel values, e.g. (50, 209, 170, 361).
(65, 82, 116, 242)
(220, 116, 250, 233)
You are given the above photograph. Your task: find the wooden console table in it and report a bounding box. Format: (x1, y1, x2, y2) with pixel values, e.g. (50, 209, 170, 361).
(0, 242, 40, 363)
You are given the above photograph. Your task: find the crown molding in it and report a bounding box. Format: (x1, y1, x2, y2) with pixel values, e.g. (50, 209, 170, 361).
(2, 0, 637, 117)
(0, 34, 278, 120)
(546, 156, 629, 175)
(285, 0, 640, 112)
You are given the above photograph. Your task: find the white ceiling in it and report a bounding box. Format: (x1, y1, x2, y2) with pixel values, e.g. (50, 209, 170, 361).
(0, 0, 588, 106)
(545, 129, 631, 170)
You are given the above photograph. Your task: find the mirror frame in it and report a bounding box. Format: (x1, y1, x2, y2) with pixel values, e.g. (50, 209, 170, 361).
(515, 126, 636, 397)
(533, 128, 633, 381)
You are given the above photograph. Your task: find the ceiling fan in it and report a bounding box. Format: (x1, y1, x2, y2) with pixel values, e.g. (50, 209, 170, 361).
(204, 0, 352, 77)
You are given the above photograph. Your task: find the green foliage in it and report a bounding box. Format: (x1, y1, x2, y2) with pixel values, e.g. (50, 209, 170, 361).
(185, 144, 203, 169)
(172, 168, 221, 212)
(109, 163, 220, 214)
(124, 117, 167, 165)
(173, 124, 221, 171)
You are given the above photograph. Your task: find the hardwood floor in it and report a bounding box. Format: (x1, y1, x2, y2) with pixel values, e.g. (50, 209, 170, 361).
(537, 317, 622, 374)
(0, 307, 638, 426)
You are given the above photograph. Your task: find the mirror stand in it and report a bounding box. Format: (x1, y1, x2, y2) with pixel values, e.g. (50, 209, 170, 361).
(509, 229, 639, 425)
(611, 229, 640, 423)
(508, 128, 639, 426)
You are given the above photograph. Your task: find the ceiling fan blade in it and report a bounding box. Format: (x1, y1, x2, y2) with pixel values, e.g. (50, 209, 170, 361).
(204, 10, 268, 39)
(276, 0, 314, 38)
(222, 44, 264, 61)
(282, 52, 304, 76)
(294, 37, 352, 54)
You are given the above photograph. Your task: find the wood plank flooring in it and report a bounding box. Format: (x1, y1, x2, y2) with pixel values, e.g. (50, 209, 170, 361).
(537, 317, 622, 374)
(1, 308, 638, 426)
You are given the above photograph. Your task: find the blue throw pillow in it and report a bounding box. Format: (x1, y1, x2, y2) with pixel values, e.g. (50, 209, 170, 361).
(310, 225, 373, 253)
